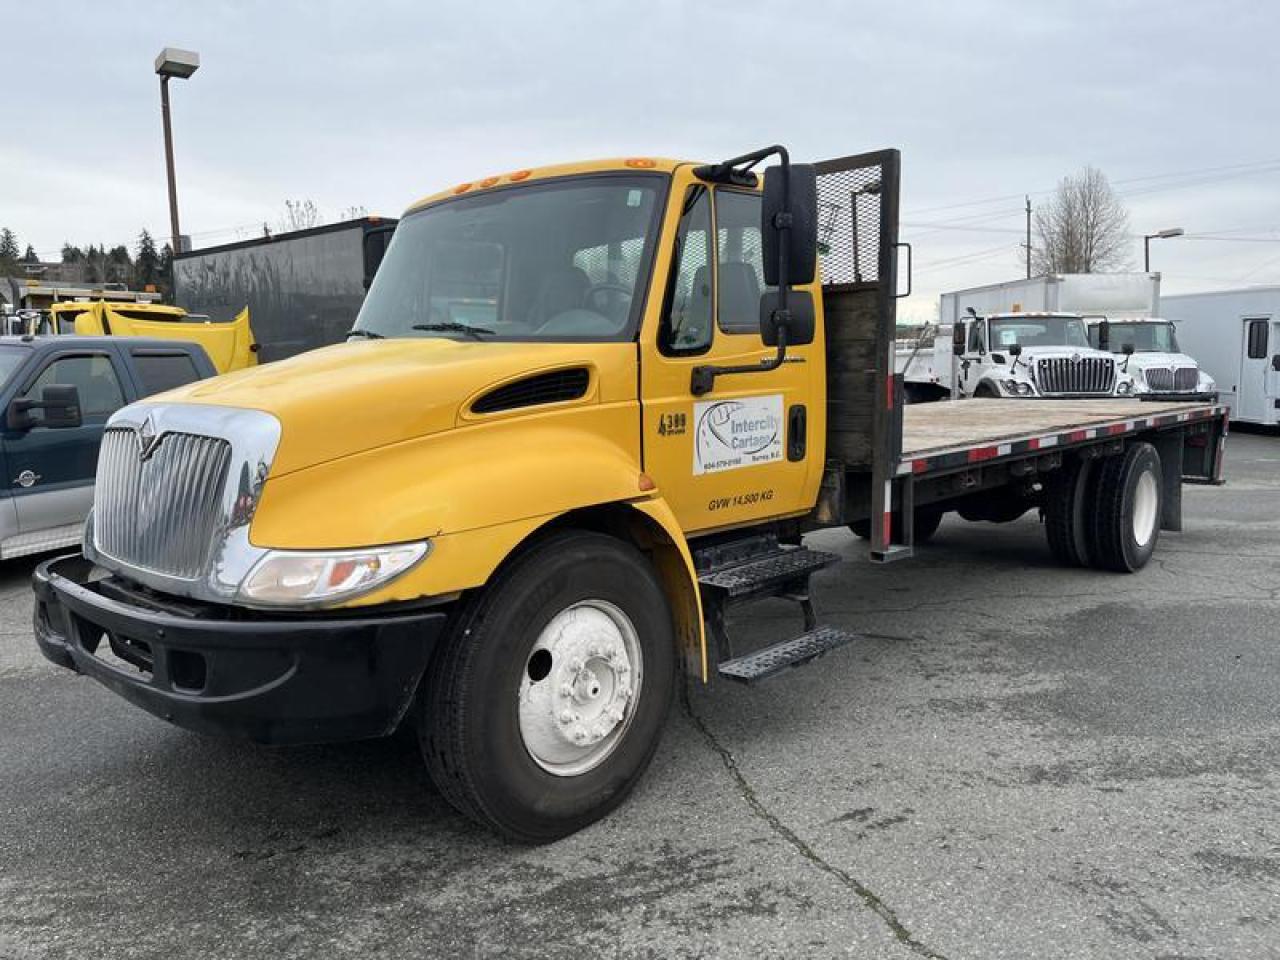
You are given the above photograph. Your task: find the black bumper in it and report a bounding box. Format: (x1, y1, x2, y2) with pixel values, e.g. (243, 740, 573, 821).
(33, 554, 447, 745)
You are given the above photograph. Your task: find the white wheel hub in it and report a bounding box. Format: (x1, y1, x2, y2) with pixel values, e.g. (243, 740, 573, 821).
(518, 599, 642, 777)
(1132, 469, 1159, 547)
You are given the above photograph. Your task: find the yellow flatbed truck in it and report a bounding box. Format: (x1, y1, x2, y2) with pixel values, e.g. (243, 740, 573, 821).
(32, 147, 1228, 841)
(49, 300, 258, 374)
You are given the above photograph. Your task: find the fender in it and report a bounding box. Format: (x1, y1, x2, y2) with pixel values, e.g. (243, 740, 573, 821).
(630, 498, 707, 682)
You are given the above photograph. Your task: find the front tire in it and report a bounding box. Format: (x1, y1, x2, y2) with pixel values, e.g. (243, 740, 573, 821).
(420, 530, 675, 842)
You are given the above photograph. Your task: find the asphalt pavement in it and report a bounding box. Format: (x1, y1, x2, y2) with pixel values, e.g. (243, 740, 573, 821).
(1, 430, 1278, 960)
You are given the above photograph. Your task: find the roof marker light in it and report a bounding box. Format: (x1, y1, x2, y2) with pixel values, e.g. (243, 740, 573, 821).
(509, 170, 532, 181)
(454, 183, 472, 195)
(479, 176, 500, 188)
(625, 158, 656, 169)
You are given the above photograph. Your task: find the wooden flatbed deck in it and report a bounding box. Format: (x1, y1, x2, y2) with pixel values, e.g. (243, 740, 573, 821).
(900, 399, 1226, 473)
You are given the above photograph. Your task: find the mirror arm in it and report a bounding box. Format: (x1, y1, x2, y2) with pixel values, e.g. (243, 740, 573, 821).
(691, 325, 789, 396)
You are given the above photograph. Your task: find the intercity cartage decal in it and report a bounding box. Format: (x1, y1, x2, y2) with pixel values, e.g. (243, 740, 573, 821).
(693, 395, 784, 475)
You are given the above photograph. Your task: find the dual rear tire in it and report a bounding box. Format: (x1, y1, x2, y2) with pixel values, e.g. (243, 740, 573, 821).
(1045, 442, 1163, 572)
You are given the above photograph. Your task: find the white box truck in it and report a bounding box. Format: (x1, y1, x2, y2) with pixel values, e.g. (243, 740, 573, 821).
(1163, 287, 1280, 425)
(937, 273, 1160, 324)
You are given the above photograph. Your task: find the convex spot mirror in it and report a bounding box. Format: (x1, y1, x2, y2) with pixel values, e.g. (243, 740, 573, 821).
(760, 292, 815, 347)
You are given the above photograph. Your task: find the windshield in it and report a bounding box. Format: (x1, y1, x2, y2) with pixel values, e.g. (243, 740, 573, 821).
(354, 175, 665, 342)
(1089, 321, 1180, 354)
(0, 346, 29, 386)
(988, 315, 1090, 350)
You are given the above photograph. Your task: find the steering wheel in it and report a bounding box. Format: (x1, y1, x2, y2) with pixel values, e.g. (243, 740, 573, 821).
(583, 282, 632, 321)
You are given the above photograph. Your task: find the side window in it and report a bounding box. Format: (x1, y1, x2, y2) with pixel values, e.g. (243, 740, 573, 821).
(1246, 319, 1268, 359)
(660, 186, 713, 354)
(23, 354, 125, 420)
(968, 321, 987, 354)
(715, 190, 769, 335)
(132, 352, 203, 396)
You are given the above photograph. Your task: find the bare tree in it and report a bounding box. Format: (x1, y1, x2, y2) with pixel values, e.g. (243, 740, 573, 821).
(1032, 167, 1131, 274)
(279, 199, 321, 233)
(338, 205, 368, 221)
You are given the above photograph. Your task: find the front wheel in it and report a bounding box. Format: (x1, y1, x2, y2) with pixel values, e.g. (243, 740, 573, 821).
(420, 530, 675, 842)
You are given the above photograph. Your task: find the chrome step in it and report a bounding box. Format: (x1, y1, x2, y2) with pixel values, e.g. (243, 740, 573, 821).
(717, 625, 858, 683)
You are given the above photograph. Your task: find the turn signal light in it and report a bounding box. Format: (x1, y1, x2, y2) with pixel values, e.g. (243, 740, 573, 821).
(625, 158, 657, 169)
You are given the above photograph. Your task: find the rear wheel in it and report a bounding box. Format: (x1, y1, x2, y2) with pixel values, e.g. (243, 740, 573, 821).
(1088, 442, 1163, 572)
(420, 530, 675, 842)
(1044, 458, 1095, 567)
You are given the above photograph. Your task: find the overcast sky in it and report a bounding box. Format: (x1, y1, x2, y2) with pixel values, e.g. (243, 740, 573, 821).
(5, 0, 1279, 321)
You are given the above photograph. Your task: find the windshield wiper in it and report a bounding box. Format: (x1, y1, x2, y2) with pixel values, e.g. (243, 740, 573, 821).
(345, 329, 385, 340)
(412, 322, 495, 341)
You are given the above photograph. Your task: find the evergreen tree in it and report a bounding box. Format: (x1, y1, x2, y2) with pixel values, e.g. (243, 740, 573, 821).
(21, 245, 38, 264)
(0, 229, 19, 271)
(159, 243, 174, 298)
(61, 243, 86, 264)
(134, 230, 160, 289)
(106, 245, 132, 285)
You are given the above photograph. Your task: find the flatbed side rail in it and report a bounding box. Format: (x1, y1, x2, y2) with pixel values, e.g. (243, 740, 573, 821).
(896, 404, 1229, 479)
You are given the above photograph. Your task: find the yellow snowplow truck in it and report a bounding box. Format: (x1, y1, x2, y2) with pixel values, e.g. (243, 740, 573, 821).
(49, 300, 258, 374)
(32, 147, 1228, 841)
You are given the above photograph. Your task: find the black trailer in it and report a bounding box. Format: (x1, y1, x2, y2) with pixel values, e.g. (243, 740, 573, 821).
(173, 217, 396, 362)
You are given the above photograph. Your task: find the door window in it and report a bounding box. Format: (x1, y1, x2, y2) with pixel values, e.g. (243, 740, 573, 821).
(659, 186, 714, 355)
(968, 321, 987, 353)
(23, 354, 124, 420)
(1246, 319, 1269, 359)
(131, 352, 203, 396)
(715, 190, 770, 335)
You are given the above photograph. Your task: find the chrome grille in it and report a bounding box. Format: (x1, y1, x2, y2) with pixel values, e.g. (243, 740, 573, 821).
(95, 427, 232, 579)
(1144, 366, 1199, 392)
(1035, 356, 1116, 396)
(1144, 367, 1175, 392)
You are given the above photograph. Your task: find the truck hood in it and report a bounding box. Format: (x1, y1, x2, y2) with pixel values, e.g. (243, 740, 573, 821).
(1005, 345, 1116, 362)
(1122, 352, 1199, 368)
(152, 339, 613, 476)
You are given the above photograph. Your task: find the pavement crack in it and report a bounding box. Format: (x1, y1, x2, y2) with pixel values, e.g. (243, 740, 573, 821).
(680, 679, 948, 960)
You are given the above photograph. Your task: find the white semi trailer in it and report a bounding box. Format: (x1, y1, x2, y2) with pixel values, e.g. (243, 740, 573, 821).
(1164, 287, 1280, 426)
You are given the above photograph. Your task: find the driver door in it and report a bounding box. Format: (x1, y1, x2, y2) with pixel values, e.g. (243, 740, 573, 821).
(639, 173, 823, 534)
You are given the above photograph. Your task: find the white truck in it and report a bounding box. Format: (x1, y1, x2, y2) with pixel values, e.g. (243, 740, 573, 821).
(1085, 316, 1216, 400)
(1163, 286, 1280, 425)
(902, 273, 1213, 402)
(898, 310, 1138, 401)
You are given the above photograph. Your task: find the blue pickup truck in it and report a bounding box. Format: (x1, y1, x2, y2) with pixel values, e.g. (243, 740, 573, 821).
(0, 336, 216, 560)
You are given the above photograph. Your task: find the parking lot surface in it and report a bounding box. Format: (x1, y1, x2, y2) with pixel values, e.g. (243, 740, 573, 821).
(1, 431, 1277, 960)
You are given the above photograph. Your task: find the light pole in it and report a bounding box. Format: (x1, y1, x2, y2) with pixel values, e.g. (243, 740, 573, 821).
(154, 47, 200, 254)
(1143, 227, 1183, 272)
(851, 179, 882, 283)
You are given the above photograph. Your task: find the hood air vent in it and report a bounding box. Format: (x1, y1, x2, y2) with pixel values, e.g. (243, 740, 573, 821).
(471, 368, 590, 414)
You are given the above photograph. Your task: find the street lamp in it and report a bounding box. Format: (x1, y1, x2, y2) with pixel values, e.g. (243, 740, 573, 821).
(155, 47, 200, 254)
(1143, 227, 1183, 272)
(851, 179, 882, 283)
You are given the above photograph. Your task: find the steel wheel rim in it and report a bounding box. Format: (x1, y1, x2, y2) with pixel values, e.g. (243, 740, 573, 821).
(517, 599, 643, 777)
(1132, 469, 1159, 547)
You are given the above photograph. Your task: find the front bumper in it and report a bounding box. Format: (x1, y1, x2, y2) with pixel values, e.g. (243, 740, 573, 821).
(33, 554, 447, 745)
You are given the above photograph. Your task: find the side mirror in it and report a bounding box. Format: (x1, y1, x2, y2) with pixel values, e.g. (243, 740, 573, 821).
(1123, 343, 1135, 356)
(952, 322, 967, 357)
(1272, 354, 1280, 372)
(761, 292, 814, 347)
(1009, 343, 1023, 357)
(1097, 320, 1110, 351)
(7, 384, 82, 431)
(761, 163, 818, 287)
(362, 225, 396, 290)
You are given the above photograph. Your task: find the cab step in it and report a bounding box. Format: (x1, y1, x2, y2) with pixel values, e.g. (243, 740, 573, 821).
(717, 625, 858, 683)
(697, 544, 841, 601)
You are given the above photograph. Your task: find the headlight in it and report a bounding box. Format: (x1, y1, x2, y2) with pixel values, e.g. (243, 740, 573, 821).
(237, 541, 430, 607)
(1116, 380, 1134, 395)
(1198, 371, 1216, 391)
(1001, 379, 1035, 397)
